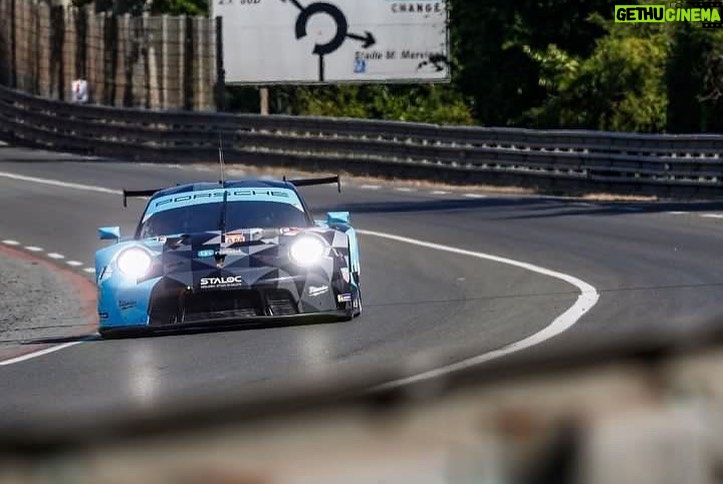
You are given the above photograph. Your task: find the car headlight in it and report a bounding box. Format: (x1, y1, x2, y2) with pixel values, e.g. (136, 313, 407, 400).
(290, 236, 325, 267)
(116, 247, 152, 278)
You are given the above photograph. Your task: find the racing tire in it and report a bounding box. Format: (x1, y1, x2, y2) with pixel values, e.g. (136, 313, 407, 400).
(353, 286, 362, 318)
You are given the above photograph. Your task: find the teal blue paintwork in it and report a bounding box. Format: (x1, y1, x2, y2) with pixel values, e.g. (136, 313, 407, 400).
(326, 211, 350, 224)
(95, 240, 165, 329)
(98, 226, 121, 240)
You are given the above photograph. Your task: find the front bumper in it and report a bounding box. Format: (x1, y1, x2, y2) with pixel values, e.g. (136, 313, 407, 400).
(99, 310, 351, 337)
(145, 274, 347, 326)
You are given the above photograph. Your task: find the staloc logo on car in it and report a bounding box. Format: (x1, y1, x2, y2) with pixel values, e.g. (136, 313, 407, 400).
(94, 177, 362, 338)
(200, 276, 245, 289)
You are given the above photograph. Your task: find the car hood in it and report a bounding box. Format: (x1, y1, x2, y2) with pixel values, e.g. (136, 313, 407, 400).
(140, 228, 335, 289)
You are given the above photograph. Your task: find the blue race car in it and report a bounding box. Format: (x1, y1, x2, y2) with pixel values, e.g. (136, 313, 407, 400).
(95, 176, 361, 338)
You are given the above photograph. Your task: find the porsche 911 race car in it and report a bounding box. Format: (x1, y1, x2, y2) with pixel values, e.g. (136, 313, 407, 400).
(95, 176, 361, 338)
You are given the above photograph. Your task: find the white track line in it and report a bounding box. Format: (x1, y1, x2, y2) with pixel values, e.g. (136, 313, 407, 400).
(25, 246, 44, 252)
(430, 191, 448, 195)
(2, 240, 20, 246)
(66, 260, 84, 267)
(667, 211, 687, 215)
(83, 267, 95, 274)
(463, 193, 487, 199)
(360, 184, 381, 190)
(0, 171, 122, 195)
(394, 187, 415, 192)
(0, 175, 125, 364)
(359, 230, 599, 391)
(701, 214, 723, 219)
(0, 342, 84, 366)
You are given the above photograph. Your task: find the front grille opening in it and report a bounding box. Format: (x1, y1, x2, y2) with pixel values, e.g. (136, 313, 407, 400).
(265, 289, 299, 316)
(149, 288, 299, 325)
(181, 290, 263, 323)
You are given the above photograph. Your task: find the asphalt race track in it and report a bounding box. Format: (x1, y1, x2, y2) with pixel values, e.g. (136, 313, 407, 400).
(2, 145, 723, 428)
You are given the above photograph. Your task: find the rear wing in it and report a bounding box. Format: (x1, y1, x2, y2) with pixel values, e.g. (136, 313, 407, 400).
(123, 189, 161, 208)
(122, 176, 341, 207)
(286, 175, 341, 193)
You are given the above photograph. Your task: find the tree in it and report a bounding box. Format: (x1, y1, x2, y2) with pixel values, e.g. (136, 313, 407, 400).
(151, 0, 207, 16)
(667, 24, 723, 132)
(523, 28, 669, 132)
(74, 0, 207, 15)
(447, 0, 609, 126)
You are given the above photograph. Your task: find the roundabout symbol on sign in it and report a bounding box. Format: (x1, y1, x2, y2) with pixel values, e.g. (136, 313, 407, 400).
(281, 0, 376, 81)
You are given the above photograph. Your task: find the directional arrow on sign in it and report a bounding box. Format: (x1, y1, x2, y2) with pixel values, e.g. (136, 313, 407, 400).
(347, 31, 376, 49)
(280, 0, 379, 81)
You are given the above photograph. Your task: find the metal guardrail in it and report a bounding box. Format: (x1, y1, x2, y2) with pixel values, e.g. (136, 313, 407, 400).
(1, 84, 723, 197)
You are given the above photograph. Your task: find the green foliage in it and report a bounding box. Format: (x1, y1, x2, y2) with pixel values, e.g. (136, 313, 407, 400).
(151, 0, 208, 16)
(447, 0, 609, 126)
(523, 30, 669, 132)
(79, 0, 208, 15)
(286, 85, 473, 125)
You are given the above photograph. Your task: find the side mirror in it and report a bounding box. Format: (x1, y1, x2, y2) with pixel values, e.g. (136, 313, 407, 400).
(98, 226, 121, 241)
(326, 212, 350, 225)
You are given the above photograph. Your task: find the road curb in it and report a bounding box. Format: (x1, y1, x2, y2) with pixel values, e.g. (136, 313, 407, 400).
(0, 243, 97, 363)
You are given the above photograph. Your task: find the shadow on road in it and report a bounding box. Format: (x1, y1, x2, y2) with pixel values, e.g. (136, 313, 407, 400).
(315, 196, 723, 221)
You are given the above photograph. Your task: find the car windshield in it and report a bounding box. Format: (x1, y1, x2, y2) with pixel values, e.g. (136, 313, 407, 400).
(138, 201, 309, 238)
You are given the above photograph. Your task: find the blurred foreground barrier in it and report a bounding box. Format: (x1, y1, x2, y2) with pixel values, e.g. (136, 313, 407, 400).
(1, 84, 723, 197)
(2, 343, 722, 483)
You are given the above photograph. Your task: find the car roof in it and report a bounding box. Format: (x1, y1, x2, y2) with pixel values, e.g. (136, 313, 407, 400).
(149, 179, 297, 201)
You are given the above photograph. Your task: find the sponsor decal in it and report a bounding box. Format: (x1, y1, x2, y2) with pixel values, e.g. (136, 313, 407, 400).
(337, 293, 352, 303)
(200, 275, 245, 289)
(308, 285, 329, 297)
(219, 247, 244, 256)
(226, 233, 246, 244)
(118, 300, 137, 310)
(197, 248, 244, 258)
(354, 58, 367, 74)
(98, 312, 109, 320)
